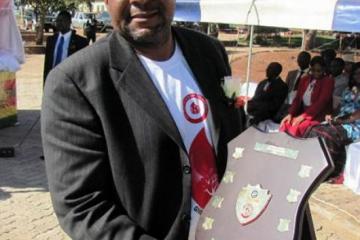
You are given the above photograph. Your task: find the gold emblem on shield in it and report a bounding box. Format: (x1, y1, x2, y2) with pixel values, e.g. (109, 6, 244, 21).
(235, 184, 272, 225)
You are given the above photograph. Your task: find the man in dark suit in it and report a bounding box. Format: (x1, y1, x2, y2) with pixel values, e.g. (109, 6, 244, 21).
(274, 51, 311, 122)
(43, 11, 88, 83)
(247, 62, 288, 124)
(41, 0, 241, 239)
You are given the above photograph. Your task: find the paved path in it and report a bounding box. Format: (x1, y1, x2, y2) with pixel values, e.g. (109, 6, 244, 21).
(0, 54, 359, 240)
(0, 55, 69, 240)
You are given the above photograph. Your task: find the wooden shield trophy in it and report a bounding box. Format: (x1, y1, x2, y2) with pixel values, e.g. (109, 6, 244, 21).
(196, 127, 334, 240)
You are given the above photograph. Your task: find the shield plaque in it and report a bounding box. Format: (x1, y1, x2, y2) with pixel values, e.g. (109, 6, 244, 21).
(196, 127, 334, 240)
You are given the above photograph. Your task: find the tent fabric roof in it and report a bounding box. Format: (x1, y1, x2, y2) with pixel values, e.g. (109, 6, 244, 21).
(174, 0, 360, 32)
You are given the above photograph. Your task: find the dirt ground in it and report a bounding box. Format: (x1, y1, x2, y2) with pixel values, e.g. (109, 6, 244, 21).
(231, 50, 301, 82)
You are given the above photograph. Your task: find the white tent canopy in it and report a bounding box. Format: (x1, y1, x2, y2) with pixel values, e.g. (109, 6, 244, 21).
(175, 0, 360, 33)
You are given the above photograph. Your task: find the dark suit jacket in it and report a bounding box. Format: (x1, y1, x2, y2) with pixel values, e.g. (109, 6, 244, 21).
(289, 75, 334, 121)
(247, 77, 288, 123)
(286, 69, 300, 92)
(41, 27, 242, 240)
(43, 30, 88, 82)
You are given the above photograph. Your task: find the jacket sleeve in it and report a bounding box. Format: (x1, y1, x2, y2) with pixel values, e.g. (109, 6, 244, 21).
(302, 77, 334, 120)
(79, 36, 89, 49)
(43, 37, 52, 83)
(41, 68, 157, 240)
(285, 71, 292, 85)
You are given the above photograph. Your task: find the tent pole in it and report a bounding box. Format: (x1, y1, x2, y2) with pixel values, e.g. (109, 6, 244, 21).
(301, 30, 306, 51)
(245, 24, 255, 113)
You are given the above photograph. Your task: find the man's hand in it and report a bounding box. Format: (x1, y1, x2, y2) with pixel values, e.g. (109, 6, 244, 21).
(234, 96, 250, 108)
(280, 114, 292, 127)
(292, 115, 305, 126)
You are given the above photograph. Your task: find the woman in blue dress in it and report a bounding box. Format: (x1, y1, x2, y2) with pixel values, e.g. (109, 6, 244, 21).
(308, 62, 360, 182)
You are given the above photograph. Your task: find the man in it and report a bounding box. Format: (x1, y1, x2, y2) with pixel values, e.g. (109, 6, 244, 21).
(331, 58, 348, 110)
(274, 51, 311, 122)
(41, 0, 241, 239)
(343, 53, 355, 78)
(247, 62, 288, 124)
(84, 15, 97, 44)
(320, 48, 337, 75)
(43, 11, 88, 83)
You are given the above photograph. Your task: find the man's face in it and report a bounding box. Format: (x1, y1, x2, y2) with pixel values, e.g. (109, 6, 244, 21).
(105, 0, 175, 47)
(56, 15, 71, 34)
(266, 63, 279, 79)
(297, 54, 310, 70)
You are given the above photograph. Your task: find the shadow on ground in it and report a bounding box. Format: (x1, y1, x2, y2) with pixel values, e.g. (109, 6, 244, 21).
(0, 109, 47, 201)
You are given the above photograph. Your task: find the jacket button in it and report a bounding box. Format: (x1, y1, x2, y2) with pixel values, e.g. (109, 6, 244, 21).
(183, 165, 191, 174)
(181, 213, 191, 222)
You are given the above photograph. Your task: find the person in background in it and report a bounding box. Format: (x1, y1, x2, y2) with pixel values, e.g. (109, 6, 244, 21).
(274, 51, 311, 122)
(280, 56, 334, 137)
(43, 11, 88, 83)
(84, 15, 97, 44)
(308, 62, 360, 183)
(247, 62, 288, 124)
(343, 52, 355, 78)
(321, 48, 337, 75)
(331, 58, 348, 109)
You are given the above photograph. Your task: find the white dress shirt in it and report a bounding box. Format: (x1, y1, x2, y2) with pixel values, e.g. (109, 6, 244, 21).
(287, 68, 309, 104)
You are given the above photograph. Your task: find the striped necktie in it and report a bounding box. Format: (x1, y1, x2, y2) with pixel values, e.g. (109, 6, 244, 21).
(53, 36, 64, 67)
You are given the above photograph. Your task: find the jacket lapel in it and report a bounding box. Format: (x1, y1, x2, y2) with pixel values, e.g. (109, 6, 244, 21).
(108, 32, 185, 150)
(48, 33, 58, 67)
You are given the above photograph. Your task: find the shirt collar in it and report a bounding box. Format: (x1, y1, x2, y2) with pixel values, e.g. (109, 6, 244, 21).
(268, 76, 280, 82)
(58, 30, 72, 41)
(299, 68, 309, 73)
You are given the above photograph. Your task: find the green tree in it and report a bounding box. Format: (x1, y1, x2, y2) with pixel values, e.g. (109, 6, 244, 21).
(24, 0, 64, 45)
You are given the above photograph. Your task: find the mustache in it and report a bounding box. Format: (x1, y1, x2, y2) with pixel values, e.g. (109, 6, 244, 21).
(124, 1, 166, 20)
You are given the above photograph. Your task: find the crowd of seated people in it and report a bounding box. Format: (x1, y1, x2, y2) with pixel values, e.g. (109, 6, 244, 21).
(308, 62, 360, 183)
(274, 51, 311, 122)
(242, 48, 359, 184)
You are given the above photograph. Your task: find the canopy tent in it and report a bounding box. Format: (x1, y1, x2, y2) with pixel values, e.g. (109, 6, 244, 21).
(175, 0, 360, 102)
(175, 0, 360, 33)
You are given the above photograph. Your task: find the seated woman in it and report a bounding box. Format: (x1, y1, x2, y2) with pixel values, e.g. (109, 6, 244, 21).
(307, 62, 360, 181)
(280, 56, 334, 137)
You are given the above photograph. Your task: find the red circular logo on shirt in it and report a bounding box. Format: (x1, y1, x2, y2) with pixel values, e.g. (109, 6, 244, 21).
(183, 93, 209, 123)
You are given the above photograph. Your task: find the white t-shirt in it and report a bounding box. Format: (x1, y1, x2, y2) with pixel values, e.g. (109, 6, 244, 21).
(138, 42, 218, 240)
